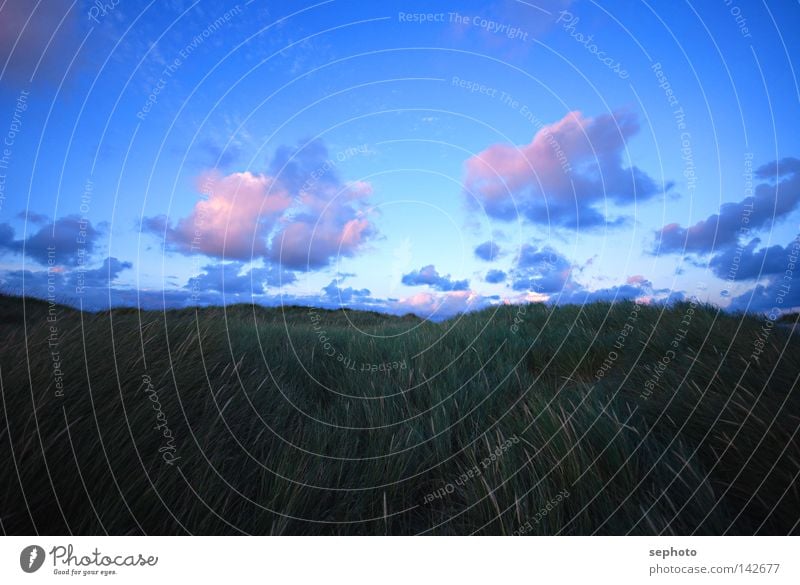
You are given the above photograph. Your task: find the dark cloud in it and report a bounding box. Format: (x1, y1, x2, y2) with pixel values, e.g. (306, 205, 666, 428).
(0, 223, 14, 248)
(554, 283, 647, 305)
(267, 139, 340, 195)
(546, 274, 679, 306)
(464, 110, 668, 229)
(474, 240, 501, 261)
(725, 234, 800, 312)
(0, 215, 100, 266)
(709, 236, 799, 281)
(0, 256, 131, 307)
(16, 211, 49, 224)
(485, 269, 506, 283)
(0, 268, 63, 298)
(322, 279, 371, 303)
(402, 265, 469, 292)
(728, 275, 800, 313)
(186, 261, 296, 295)
(141, 215, 168, 235)
(655, 157, 800, 254)
(69, 257, 132, 288)
(510, 245, 573, 293)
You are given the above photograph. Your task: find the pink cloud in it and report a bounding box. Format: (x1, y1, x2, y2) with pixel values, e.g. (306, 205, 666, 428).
(270, 212, 374, 269)
(151, 171, 291, 259)
(146, 142, 376, 269)
(464, 110, 668, 227)
(343, 181, 373, 199)
(393, 290, 491, 319)
(626, 274, 648, 285)
(268, 176, 376, 269)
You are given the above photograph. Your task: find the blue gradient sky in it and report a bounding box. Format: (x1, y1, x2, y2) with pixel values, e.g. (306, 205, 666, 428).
(1, 0, 799, 318)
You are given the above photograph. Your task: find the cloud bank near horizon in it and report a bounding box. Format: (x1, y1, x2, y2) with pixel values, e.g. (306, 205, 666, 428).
(1, 137, 798, 319)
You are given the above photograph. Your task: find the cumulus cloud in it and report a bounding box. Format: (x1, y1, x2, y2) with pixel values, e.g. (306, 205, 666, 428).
(269, 210, 373, 270)
(143, 140, 376, 270)
(73, 257, 132, 288)
(554, 283, 650, 305)
(0, 268, 62, 298)
(474, 240, 501, 261)
(709, 237, 799, 282)
(0, 256, 130, 301)
(322, 279, 371, 303)
(145, 171, 292, 259)
(548, 272, 681, 306)
(626, 274, 652, 287)
(401, 264, 469, 291)
(729, 282, 797, 312)
(724, 234, 800, 312)
(496, 243, 665, 305)
(485, 269, 507, 283)
(186, 261, 296, 295)
(655, 157, 800, 254)
(728, 271, 800, 314)
(392, 290, 493, 320)
(464, 110, 667, 228)
(0, 215, 100, 266)
(17, 211, 49, 224)
(510, 244, 574, 293)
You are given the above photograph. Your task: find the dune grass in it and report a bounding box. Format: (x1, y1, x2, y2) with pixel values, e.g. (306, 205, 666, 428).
(0, 293, 798, 535)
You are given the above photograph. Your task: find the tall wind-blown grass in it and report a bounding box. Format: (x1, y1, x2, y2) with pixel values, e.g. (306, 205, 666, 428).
(0, 294, 798, 534)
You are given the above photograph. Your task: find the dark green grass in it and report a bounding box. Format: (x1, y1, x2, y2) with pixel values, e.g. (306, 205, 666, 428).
(0, 294, 798, 535)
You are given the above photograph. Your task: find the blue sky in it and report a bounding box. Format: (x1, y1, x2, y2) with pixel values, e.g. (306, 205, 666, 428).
(1, 0, 799, 319)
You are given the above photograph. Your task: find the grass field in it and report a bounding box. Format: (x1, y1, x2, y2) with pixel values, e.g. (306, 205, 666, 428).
(0, 293, 798, 535)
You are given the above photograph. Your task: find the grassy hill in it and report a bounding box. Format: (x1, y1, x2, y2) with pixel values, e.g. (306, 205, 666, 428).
(0, 294, 798, 535)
